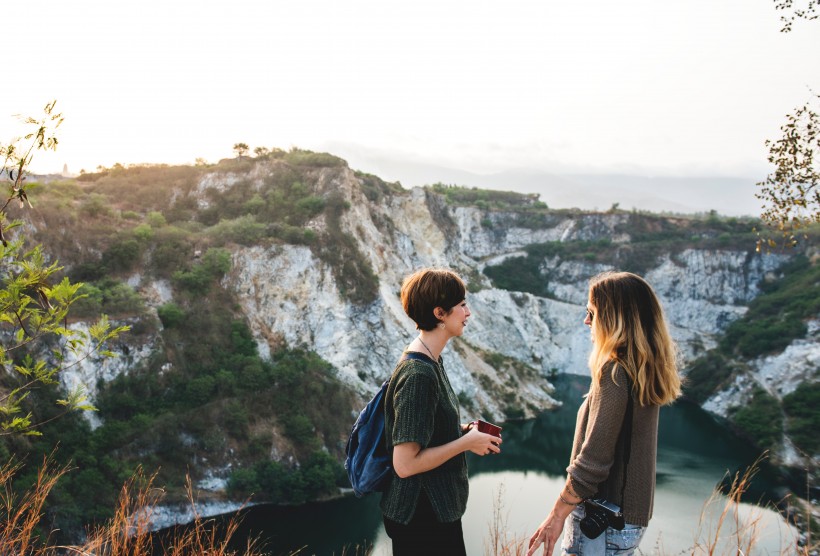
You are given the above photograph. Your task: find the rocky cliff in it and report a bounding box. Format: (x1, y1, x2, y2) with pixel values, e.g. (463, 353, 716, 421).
(44, 156, 815, 527)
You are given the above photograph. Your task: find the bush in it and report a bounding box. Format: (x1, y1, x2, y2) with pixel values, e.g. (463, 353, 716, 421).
(146, 211, 167, 228)
(356, 172, 404, 202)
(227, 450, 343, 503)
(103, 239, 141, 272)
(79, 193, 111, 218)
(223, 400, 249, 437)
(294, 196, 325, 219)
(172, 248, 232, 295)
(283, 149, 347, 168)
(71, 279, 144, 318)
(729, 387, 783, 451)
(185, 376, 216, 406)
(132, 223, 153, 241)
(683, 352, 738, 403)
(719, 256, 819, 358)
(228, 467, 260, 494)
(483, 255, 547, 297)
(782, 382, 820, 456)
(207, 215, 266, 246)
(150, 228, 194, 276)
(429, 183, 543, 209)
(157, 303, 185, 328)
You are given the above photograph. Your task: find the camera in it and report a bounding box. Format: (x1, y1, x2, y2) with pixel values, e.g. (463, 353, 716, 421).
(579, 498, 626, 539)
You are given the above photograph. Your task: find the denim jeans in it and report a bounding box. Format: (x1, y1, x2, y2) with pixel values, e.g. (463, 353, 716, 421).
(561, 505, 646, 556)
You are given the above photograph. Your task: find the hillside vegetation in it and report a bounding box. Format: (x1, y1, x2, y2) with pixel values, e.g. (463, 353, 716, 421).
(478, 197, 819, 466)
(6, 151, 404, 541)
(4, 155, 816, 541)
(685, 255, 820, 457)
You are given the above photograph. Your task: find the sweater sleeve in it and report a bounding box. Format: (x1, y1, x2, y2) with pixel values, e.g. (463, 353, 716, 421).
(390, 363, 440, 448)
(567, 365, 630, 499)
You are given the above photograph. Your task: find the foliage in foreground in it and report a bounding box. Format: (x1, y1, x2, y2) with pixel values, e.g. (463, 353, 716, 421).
(0, 454, 272, 556)
(0, 101, 127, 436)
(2, 453, 812, 556)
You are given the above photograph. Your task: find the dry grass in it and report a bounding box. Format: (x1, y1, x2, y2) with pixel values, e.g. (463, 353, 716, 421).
(0, 454, 67, 555)
(483, 457, 818, 556)
(0, 452, 815, 556)
(692, 455, 817, 556)
(485, 485, 528, 556)
(692, 457, 768, 555)
(0, 454, 272, 556)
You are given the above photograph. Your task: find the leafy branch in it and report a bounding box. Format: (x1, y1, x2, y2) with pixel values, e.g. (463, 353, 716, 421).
(774, 0, 819, 32)
(755, 94, 819, 250)
(0, 101, 127, 435)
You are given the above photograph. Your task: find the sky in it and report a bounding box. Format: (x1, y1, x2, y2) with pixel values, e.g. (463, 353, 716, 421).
(3, 0, 819, 199)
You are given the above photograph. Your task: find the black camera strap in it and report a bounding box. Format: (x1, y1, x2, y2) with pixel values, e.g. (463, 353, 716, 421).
(618, 373, 635, 511)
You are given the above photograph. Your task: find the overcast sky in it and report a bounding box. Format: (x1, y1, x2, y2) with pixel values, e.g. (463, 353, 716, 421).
(4, 0, 819, 183)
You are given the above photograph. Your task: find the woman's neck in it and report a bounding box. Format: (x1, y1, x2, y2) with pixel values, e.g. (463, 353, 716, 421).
(415, 329, 448, 360)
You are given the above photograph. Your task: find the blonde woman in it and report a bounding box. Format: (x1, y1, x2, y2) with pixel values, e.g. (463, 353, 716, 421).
(527, 271, 681, 556)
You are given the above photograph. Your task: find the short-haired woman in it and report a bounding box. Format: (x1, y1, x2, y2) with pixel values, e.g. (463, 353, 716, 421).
(381, 268, 502, 555)
(527, 271, 682, 556)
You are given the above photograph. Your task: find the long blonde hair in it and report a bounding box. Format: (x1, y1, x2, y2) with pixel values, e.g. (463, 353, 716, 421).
(587, 271, 681, 406)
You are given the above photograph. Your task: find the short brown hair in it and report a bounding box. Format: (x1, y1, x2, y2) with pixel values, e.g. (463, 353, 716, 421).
(401, 268, 466, 331)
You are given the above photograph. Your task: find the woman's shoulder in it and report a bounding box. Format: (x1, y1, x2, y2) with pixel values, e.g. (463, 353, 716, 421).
(599, 360, 631, 395)
(393, 355, 439, 381)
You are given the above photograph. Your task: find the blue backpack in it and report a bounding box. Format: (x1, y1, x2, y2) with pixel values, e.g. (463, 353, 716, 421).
(344, 352, 432, 497)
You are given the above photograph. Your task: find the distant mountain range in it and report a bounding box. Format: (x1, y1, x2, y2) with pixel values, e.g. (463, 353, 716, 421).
(326, 146, 763, 217)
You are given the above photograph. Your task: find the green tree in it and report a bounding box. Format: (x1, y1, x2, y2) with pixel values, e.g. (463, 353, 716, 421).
(0, 101, 127, 435)
(233, 142, 249, 160)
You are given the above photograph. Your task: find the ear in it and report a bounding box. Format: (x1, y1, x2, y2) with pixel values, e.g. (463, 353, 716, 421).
(433, 307, 446, 321)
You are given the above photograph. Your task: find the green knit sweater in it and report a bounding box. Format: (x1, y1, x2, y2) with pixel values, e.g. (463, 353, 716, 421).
(567, 362, 660, 527)
(379, 352, 469, 524)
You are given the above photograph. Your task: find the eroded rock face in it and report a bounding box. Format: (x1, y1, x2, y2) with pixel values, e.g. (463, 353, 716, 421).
(58, 163, 813, 514)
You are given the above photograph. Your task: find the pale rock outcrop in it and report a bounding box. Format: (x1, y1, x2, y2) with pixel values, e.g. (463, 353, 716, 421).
(56, 164, 814, 519)
(59, 321, 159, 429)
(700, 320, 819, 467)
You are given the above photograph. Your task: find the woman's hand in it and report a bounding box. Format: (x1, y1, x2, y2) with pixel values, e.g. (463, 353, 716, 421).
(393, 428, 502, 477)
(526, 510, 565, 556)
(463, 427, 501, 456)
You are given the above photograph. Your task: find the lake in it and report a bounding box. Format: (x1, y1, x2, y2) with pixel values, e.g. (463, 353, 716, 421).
(202, 375, 798, 555)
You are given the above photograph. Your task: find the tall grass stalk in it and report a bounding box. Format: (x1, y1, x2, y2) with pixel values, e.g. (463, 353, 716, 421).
(485, 485, 527, 556)
(0, 454, 67, 555)
(689, 453, 815, 556)
(0, 454, 270, 556)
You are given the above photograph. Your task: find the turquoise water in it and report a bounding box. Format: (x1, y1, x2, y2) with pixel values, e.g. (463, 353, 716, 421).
(197, 375, 797, 555)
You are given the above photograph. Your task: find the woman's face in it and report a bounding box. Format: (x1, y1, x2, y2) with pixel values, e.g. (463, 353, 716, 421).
(439, 299, 471, 337)
(585, 297, 596, 342)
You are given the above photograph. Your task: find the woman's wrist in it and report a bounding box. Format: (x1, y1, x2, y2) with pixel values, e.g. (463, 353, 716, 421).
(558, 491, 582, 507)
(564, 479, 583, 500)
(552, 497, 575, 519)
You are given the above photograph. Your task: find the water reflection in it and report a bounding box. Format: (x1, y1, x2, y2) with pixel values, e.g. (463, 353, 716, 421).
(187, 375, 793, 556)
(210, 494, 383, 556)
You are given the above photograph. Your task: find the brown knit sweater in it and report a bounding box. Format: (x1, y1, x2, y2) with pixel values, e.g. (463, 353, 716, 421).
(566, 362, 659, 527)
